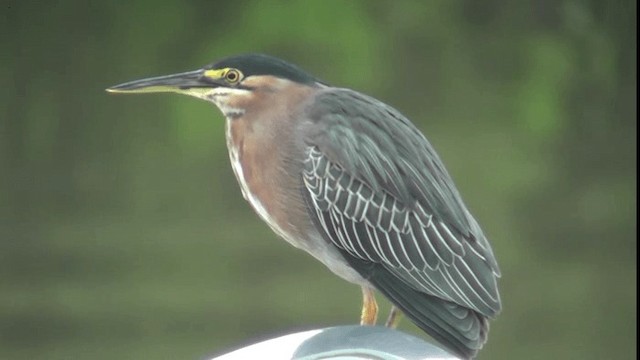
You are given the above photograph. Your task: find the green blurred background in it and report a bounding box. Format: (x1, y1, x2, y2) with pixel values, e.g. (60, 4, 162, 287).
(0, 1, 636, 359)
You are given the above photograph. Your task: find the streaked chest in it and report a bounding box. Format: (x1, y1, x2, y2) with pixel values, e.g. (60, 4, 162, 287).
(225, 116, 303, 246)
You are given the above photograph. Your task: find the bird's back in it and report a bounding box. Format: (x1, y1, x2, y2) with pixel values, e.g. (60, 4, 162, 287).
(298, 87, 501, 359)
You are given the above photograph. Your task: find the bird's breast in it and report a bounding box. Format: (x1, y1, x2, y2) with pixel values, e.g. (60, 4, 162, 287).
(225, 116, 307, 248)
(224, 116, 370, 286)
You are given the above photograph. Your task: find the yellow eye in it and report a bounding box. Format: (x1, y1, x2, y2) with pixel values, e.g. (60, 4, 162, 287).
(225, 69, 242, 84)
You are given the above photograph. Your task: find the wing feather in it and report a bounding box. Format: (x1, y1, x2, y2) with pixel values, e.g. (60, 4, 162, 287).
(300, 89, 501, 316)
(299, 89, 501, 358)
(302, 145, 500, 315)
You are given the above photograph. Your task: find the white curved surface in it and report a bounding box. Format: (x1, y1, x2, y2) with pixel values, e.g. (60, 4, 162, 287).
(210, 330, 323, 360)
(207, 326, 459, 360)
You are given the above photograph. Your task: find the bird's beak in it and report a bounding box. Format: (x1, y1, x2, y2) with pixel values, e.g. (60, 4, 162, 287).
(106, 69, 224, 95)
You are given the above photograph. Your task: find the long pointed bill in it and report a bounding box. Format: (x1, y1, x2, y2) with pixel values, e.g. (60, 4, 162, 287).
(106, 69, 220, 94)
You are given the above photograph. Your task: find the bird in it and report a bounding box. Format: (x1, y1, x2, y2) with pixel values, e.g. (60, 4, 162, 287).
(107, 53, 501, 359)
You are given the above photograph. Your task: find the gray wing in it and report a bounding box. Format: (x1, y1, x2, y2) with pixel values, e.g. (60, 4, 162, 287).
(300, 88, 501, 316)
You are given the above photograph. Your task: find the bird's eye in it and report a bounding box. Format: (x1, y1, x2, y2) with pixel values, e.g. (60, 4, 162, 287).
(225, 69, 241, 84)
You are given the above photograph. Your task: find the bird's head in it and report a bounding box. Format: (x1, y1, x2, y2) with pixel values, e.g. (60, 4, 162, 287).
(107, 54, 322, 118)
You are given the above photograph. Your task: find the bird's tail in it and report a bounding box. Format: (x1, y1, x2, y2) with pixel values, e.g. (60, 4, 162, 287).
(371, 268, 490, 359)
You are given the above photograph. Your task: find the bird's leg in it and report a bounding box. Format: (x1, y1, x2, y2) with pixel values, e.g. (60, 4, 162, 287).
(360, 286, 378, 325)
(385, 305, 404, 328)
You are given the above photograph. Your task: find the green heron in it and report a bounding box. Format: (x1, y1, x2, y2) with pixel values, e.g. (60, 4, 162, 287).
(107, 54, 501, 359)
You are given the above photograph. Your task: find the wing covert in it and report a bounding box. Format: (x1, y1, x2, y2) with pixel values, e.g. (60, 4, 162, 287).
(300, 89, 502, 316)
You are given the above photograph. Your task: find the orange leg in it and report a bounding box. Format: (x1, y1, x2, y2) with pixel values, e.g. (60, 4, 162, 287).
(360, 286, 378, 325)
